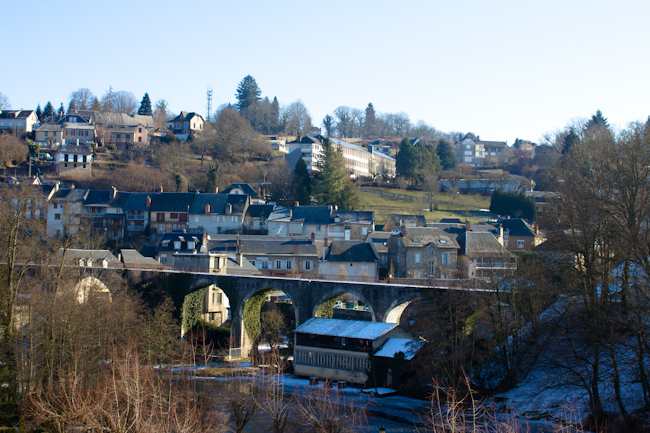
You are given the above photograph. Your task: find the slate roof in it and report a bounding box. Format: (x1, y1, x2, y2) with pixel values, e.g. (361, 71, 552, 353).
(284, 148, 303, 170)
(0, 110, 35, 119)
(52, 188, 89, 202)
(156, 232, 205, 253)
(208, 236, 317, 256)
(365, 231, 392, 254)
(288, 135, 322, 144)
(83, 190, 113, 206)
(398, 227, 460, 249)
(189, 193, 229, 215)
(246, 204, 275, 219)
(496, 218, 539, 237)
(384, 214, 426, 231)
(458, 231, 512, 258)
(168, 111, 204, 123)
(89, 111, 155, 128)
(60, 248, 120, 264)
(55, 145, 93, 155)
(120, 249, 169, 270)
(149, 193, 195, 212)
(294, 317, 397, 340)
(221, 183, 261, 199)
(325, 240, 378, 262)
(291, 206, 332, 225)
(115, 192, 151, 211)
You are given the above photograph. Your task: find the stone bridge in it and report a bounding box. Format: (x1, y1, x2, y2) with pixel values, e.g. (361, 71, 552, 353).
(183, 273, 473, 356)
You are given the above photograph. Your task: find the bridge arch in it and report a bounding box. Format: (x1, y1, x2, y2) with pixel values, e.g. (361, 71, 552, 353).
(381, 294, 423, 324)
(312, 288, 377, 322)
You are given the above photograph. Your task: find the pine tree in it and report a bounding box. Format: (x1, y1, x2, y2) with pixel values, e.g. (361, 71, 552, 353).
(395, 137, 415, 180)
(436, 139, 457, 170)
(364, 103, 376, 137)
(312, 139, 358, 209)
(43, 101, 54, 119)
(35, 104, 43, 122)
(562, 129, 580, 155)
(91, 97, 101, 111)
(138, 92, 153, 116)
(291, 158, 312, 205)
(235, 75, 262, 112)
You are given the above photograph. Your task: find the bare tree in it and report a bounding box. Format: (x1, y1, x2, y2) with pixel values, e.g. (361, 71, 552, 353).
(0, 92, 10, 110)
(0, 133, 28, 168)
(283, 100, 312, 136)
(112, 90, 138, 114)
(68, 88, 95, 111)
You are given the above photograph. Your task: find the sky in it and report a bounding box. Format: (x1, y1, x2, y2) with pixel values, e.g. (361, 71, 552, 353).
(2, 0, 649, 144)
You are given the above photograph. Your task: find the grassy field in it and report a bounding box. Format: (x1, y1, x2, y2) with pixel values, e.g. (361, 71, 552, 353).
(357, 187, 493, 227)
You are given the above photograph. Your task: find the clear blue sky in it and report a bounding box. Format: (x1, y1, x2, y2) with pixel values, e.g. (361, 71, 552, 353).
(2, 0, 649, 143)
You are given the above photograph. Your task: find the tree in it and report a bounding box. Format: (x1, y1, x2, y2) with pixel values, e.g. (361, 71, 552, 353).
(333, 106, 353, 138)
(489, 190, 535, 219)
(0, 92, 9, 110)
(138, 92, 153, 116)
(291, 158, 311, 205)
(69, 88, 95, 111)
(436, 139, 457, 170)
(322, 114, 334, 137)
(67, 99, 76, 113)
(35, 104, 43, 122)
(584, 109, 609, 137)
(58, 103, 65, 118)
(395, 138, 441, 185)
(91, 97, 101, 111)
(112, 90, 138, 114)
(283, 100, 312, 136)
(235, 75, 262, 112)
(562, 129, 580, 155)
(153, 99, 170, 128)
(42, 101, 54, 119)
(100, 86, 115, 112)
(312, 138, 358, 210)
(364, 103, 376, 138)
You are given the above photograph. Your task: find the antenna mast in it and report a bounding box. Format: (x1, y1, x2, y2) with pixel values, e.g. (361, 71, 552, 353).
(206, 85, 213, 122)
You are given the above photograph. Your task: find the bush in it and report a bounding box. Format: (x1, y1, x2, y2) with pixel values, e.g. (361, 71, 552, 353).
(186, 320, 230, 349)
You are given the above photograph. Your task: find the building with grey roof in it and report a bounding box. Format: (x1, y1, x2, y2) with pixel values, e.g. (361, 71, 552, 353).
(388, 227, 460, 279)
(319, 240, 379, 282)
(457, 231, 516, 279)
(384, 214, 426, 232)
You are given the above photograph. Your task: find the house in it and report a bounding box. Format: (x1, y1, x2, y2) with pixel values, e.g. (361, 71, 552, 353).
(495, 218, 546, 251)
(80, 188, 125, 240)
(208, 235, 319, 277)
(454, 133, 509, 167)
(119, 248, 169, 271)
(0, 110, 39, 133)
(46, 188, 89, 238)
(365, 231, 394, 279)
(457, 231, 516, 279)
(54, 145, 93, 175)
(154, 232, 260, 275)
(201, 284, 230, 326)
(149, 192, 195, 237)
(266, 136, 288, 153)
(293, 317, 415, 384)
(383, 214, 426, 232)
(166, 112, 204, 141)
(113, 192, 152, 239)
(286, 136, 324, 173)
(243, 204, 275, 234)
(524, 191, 561, 215)
(34, 124, 64, 148)
(267, 206, 374, 241)
(319, 240, 379, 282)
(331, 210, 375, 240)
(61, 121, 95, 145)
(388, 227, 460, 279)
(188, 193, 249, 234)
(108, 123, 149, 149)
(221, 183, 265, 204)
(74, 110, 155, 146)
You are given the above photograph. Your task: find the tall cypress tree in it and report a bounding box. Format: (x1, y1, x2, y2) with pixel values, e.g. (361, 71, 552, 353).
(138, 93, 153, 116)
(312, 139, 358, 210)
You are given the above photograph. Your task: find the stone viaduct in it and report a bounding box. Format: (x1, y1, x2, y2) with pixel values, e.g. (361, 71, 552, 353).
(184, 273, 479, 356)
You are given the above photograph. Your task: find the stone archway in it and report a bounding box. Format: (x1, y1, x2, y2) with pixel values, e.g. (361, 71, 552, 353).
(382, 296, 422, 324)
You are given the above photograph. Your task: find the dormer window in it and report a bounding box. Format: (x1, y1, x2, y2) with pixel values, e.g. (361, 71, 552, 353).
(174, 241, 181, 250)
(187, 241, 195, 250)
(412, 239, 420, 243)
(439, 239, 447, 244)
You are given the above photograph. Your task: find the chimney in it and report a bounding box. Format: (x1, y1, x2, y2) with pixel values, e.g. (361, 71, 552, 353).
(294, 201, 299, 207)
(237, 252, 243, 267)
(534, 222, 539, 235)
(466, 221, 472, 232)
(205, 203, 210, 213)
(324, 237, 328, 247)
(158, 185, 163, 193)
(226, 203, 232, 215)
(311, 232, 315, 241)
(111, 186, 117, 199)
(400, 226, 406, 236)
(145, 196, 151, 207)
(215, 186, 219, 193)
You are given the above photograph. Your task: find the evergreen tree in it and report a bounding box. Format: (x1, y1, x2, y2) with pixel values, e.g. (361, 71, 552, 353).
(271, 96, 280, 133)
(91, 97, 101, 111)
(489, 189, 535, 219)
(364, 103, 376, 137)
(58, 103, 65, 118)
(312, 139, 358, 209)
(562, 129, 580, 155)
(322, 114, 334, 137)
(395, 137, 415, 180)
(235, 75, 262, 112)
(138, 92, 153, 116)
(395, 137, 441, 184)
(436, 138, 457, 170)
(67, 99, 76, 113)
(291, 158, 312, 205)
(35, 104, 43, 122)
(43, 101, 54, 119)
(584, 110, 612, 139)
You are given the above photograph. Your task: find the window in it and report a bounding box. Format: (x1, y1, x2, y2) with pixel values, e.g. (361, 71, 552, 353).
(276, 260, 282, 269)
(517, 240, 525, 249)
(362, 227, 368, 235)
(231, 216, 237, 222)
(261, 261, 268, 270)
(429, 262, 435, 277)
(54, 213, 61, 220)
(53, 203, 58, 209)
(362, 262, 368, 269)
(465, 151, 473, 156)
(316, 224, 321, 232)
(184, 122, 188, 128)
(429, 250, 434, 255)
(160, 254, 167, 263)
(443, 253, 449, 264)
(272, 222, 277, 229)
(196, 216, 201, 223)
(170, 213, 178, 219)
(286, 261, 292, 270)
(415, 253, 420, 264)
(304, 261, 312, 270)
(138, 128, 142, 133)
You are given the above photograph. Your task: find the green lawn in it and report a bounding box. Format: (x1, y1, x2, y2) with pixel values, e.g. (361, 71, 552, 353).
(357, 188, 494, 227)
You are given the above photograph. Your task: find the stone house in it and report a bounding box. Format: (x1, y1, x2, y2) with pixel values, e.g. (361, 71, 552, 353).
(383, 214, 426, 232)
(0, 110, 39, 133)
(318, 240, 379, 282)
(166, 111, 204, 141)
(388, 227, 460, 279)
(149, 192, 194, 237)
(457, 231, 516, 279)
(54, 145, 93, 175)
(495, 218, 546, 251)
(188, 193, 249, 234)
